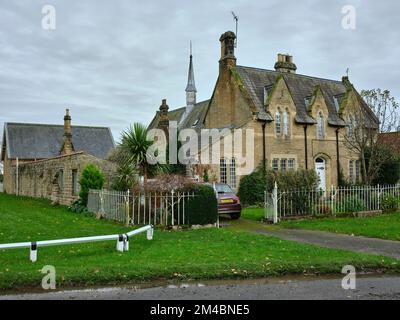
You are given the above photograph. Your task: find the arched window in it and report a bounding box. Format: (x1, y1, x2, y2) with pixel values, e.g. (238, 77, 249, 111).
(229, 158, 237, 188)
(220, 158, 227, 184)
(275, 111, 281, 135)
(283, 111, 289, 135)
(347, 116, 354, 136)
(317, 111, 325, 139)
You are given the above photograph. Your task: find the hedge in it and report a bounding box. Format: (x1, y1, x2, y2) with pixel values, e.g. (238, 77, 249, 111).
(185, 185, 218, 225)
(238, 168, 318, 206)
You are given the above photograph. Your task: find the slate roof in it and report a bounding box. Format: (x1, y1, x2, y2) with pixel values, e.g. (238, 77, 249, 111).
(148, 100, 210, 131)
(236, 66, 348, 126)
(1, 122, 115, 160)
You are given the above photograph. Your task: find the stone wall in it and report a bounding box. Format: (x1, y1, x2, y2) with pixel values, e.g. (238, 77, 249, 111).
(5, 152, 116, 205)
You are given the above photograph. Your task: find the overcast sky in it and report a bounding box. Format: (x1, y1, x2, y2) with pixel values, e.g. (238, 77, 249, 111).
(0, 0, 399, 142)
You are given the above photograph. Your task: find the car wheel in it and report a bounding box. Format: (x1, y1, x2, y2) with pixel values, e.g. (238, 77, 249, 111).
(231, 213, 241, 220)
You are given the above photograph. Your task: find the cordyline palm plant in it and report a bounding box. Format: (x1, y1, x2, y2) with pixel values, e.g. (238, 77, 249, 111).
(119, 123, 155, 187)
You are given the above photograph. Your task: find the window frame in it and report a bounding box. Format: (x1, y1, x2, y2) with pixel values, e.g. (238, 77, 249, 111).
(272, 158, 279, 172)
(220, 158, 227, 184)
(280, 158, 287, 171)
(72, 169, 78, 196)
(288, 158, 295, 171)
(355, 160, 360, 183)
(317, 111, 325, 139)
(275, 111, 282, 136)
(229, 158, 237, 189)
(349, 160, 354, 184)
(58, 169, 64, 191)
(283, 110, 289, 136)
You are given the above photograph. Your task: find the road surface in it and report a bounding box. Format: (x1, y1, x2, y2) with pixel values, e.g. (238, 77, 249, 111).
(1, 275, 400, 300)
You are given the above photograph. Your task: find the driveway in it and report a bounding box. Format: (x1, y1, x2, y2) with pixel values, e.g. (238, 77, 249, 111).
(228, 219, 400, 259)
(1, 276, 400, 300)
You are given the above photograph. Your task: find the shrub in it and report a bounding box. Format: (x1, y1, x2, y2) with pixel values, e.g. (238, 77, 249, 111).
(276, 169, 319, 191)
(381, 193, 398, 211)
(79, 164, 105, 205)
(185, 185, 218, 225)
(139, 174, 195, 193)
(203, 169, 209, 182)
(238, 166, 318, 207)
(68, 199, 89, 214)
(237, 169, 271, 206)
(337, 196, 366, 213)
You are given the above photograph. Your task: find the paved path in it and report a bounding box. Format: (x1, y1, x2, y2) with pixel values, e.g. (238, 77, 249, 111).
(233, 219, 400, 259)
(1, 276, 400, 300)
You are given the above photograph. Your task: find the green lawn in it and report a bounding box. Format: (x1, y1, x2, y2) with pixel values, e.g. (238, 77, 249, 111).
(241, 207, 265, 221)
(0, 193, 399, 290)
(281, 212, 400, 241)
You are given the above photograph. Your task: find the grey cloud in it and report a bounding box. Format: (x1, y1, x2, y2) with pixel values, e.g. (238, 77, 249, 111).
(0, 0, 399, 142)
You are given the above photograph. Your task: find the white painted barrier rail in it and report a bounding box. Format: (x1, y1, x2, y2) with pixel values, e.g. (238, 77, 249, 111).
(0, 225, 153, 262)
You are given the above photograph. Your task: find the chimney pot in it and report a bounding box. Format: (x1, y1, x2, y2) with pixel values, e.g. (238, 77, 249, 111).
(274, 53, 297, 74)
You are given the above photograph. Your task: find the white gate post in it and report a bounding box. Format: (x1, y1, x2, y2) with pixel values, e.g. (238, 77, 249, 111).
(30, 242, 37, 263)
(171, 189, 175, 226)
(147, 226, 154, 240)
(116, 234, 124, 252)
(273, 182, 278, 224)
(377, 184, 381, 210)
(125, 189, 130, 227)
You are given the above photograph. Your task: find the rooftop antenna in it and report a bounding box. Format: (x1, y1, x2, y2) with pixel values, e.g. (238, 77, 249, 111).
(190, 40, 192, 56)
(231, 11, 238, 48)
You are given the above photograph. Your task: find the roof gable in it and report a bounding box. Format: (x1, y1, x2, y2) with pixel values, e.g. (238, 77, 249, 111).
(148, 100, 210, 131)
(2, 123, 115, 160)
(235, 66, 348, 126)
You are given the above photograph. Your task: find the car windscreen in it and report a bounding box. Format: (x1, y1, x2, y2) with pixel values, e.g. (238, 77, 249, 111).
(215, 184, 233, 193)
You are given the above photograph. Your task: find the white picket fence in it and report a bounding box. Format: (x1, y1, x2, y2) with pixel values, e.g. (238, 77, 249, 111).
(264, 184, 400, 222)
(87, 189, 196, 226)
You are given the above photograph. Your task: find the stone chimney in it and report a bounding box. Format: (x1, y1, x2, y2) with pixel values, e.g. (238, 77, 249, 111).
(274, 54, 297, 74)
(159, 99, 169, 127)
(61, 109, 74, 155)
(219, 31, 236, 80)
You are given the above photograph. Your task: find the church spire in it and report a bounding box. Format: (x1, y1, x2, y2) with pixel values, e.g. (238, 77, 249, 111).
(185, 41, 196, 93)
(179, 42, 197, 127)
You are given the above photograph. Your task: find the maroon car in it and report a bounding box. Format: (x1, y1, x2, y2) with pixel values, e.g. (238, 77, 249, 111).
(206, 183, 242, 219)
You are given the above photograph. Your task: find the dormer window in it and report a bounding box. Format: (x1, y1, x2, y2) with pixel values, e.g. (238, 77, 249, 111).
(304, 96, 312, 109)
(347, 115, 354, 136)
(333, 93, 344, 113)
(263, 85, 273, 105)
(333, 96, 340, 112)
(317, 111, 325, 139)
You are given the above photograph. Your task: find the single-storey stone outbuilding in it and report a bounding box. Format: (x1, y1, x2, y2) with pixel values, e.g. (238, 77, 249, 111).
(1, 110, 116, 205)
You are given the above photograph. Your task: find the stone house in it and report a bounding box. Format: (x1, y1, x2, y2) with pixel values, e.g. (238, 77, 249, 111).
(1, 110, 116, 205)
(149, 31, 379, 191)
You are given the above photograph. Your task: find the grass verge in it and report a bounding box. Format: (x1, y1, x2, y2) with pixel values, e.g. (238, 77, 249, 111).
(281, 212, 400, 241)
(0, 194, 399, 290)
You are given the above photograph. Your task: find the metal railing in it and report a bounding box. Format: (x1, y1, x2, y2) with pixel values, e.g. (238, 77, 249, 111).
(0, 225, 154, 262)
(265, 184, 400, 222)
(87, 189, 196, 226)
